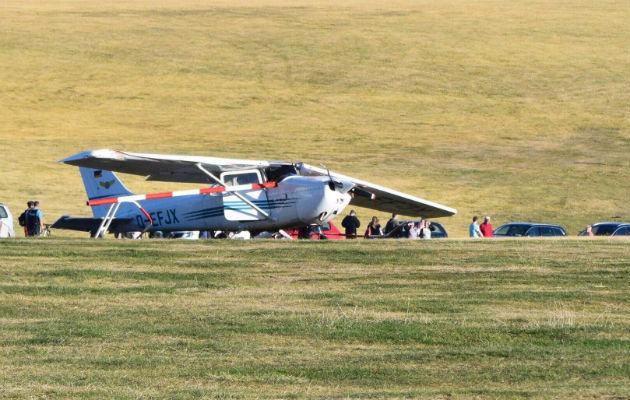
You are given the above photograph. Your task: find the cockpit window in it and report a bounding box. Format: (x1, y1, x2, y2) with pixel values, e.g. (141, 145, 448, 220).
(221, 171, 262, 186)
(265, 164, 298, 182)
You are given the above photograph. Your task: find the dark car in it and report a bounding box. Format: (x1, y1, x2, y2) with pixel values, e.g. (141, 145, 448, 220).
(578, 222, 629, 236)
(493, 223, 567, 237)
(383, 220, 448, 239)
(611, 224, 630, 237)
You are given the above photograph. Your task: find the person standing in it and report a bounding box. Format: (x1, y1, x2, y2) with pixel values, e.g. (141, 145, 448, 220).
(25, 200, 44, 237)
(19, 201, 34, 237)
(585, 225, 594, 237)
(407, 221, 419, 239)
(480, 216, 493, 238)
(341, 210, 361, 239)
(421, 220, 432, 240)
(384, 213, 399, 235)
(469, 216, 482, 238)
(364, 216, 383, 238)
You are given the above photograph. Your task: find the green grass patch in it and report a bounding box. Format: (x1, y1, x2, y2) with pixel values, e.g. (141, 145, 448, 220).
(0, 238, 628, 398)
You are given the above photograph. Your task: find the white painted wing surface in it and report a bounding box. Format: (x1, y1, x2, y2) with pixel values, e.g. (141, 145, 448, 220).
(298, 163, 457, 218)
(61, 149, 277, 183)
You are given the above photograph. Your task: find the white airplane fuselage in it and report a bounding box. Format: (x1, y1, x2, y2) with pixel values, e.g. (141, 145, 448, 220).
(99, 175, 352, 233)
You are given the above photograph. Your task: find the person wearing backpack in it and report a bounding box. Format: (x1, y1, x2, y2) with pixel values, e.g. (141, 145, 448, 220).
(25, 200, 44, 237)
(18, 201, 34, 236)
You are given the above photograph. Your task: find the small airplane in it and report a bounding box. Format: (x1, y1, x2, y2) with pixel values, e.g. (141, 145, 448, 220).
(52, 149, 456, 238)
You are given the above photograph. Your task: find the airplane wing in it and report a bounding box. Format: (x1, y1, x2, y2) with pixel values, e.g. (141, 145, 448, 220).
(61, 150, 456, 218)
(297, 163, 457, 218)
(61, 149, 290, 184)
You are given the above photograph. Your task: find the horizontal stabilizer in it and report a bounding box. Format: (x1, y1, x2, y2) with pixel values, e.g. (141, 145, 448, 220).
(51, 216, 132, 232)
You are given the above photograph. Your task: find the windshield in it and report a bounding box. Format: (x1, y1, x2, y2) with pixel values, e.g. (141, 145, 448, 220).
(265, 165, 298, 182)
(0, 206, 7, 219)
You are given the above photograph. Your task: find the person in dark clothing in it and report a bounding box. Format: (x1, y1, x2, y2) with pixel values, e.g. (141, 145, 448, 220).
(384, 213, 399, 235)
(341, 210, 361, 239)
(364, 216, 383, 238)
(19, 201, 34, 237)
(25, 201, 44, 236)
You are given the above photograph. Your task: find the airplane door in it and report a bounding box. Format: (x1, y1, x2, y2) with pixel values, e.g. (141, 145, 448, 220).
(220, 170, 271, 221)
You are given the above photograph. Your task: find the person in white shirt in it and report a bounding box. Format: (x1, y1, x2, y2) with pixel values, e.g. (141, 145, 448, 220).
(421, 220, 432, 239)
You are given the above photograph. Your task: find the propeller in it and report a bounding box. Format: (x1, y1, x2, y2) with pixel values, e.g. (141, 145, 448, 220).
(320, 163, 352, 192)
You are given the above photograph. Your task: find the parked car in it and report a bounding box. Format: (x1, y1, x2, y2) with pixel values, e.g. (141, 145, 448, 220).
(493, 223, 567, 237)
(284, 221, 344, 240)
(0, 203, 15, 238)
(578, 222, 629, 236)
(611, 224, 630, 237)
(382, 220, 448, 239)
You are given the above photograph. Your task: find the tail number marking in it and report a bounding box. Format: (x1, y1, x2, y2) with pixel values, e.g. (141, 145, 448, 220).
(136, 209, 179, 227)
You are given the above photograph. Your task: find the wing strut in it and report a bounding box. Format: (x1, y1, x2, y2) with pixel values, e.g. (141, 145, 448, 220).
(195, 163, 275, 222)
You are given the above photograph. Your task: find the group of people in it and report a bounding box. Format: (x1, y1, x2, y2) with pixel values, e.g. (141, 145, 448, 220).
(469, 215, 493, 238)
(18, 201, 45, 237)
(340, 211, 433, 240)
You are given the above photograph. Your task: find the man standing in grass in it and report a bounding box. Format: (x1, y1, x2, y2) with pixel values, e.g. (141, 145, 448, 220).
(480, 216, 493, 238)
(341, 210, 361, 239)
(25, 200, 44, 237)
(384, 213, 399, 235)
(18, 201, 34, 236)
(469, 216, 482, 238)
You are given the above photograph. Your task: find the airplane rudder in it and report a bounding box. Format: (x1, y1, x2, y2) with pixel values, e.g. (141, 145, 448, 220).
(78, 167, 133, 200)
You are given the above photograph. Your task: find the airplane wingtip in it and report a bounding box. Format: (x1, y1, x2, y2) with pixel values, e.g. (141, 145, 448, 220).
(60, 149, 117, 164)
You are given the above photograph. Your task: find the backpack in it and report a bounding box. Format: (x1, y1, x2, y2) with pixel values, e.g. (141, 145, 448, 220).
(18, 211, 26, 227)
(26, 208, 41, 235)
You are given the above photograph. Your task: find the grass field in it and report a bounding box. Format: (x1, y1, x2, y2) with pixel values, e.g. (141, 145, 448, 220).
(0, 0, 628, 236)
(0, 2, 628, 398)
(0, 238, 628, 398)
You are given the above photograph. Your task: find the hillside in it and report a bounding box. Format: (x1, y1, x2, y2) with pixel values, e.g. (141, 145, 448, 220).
(0, 0, 628, 236)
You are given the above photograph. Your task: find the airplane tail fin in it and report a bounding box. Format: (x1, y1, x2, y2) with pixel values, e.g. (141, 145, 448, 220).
(79, 167, 134, 218)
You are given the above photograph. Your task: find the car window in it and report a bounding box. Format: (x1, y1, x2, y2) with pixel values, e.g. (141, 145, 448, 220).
(552, 228, 565, 236)
(494, 225, 510, 235)
(506, 225, 529, 236)
(0, 206, 7, 219)
(539, 227, 555, 236)
(321, 222, 331, 231)
(613, 226, 629, 236)
(429, 224, 444, 234)
(526, 227, 540, 236)
(592, 224, 618, 236)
